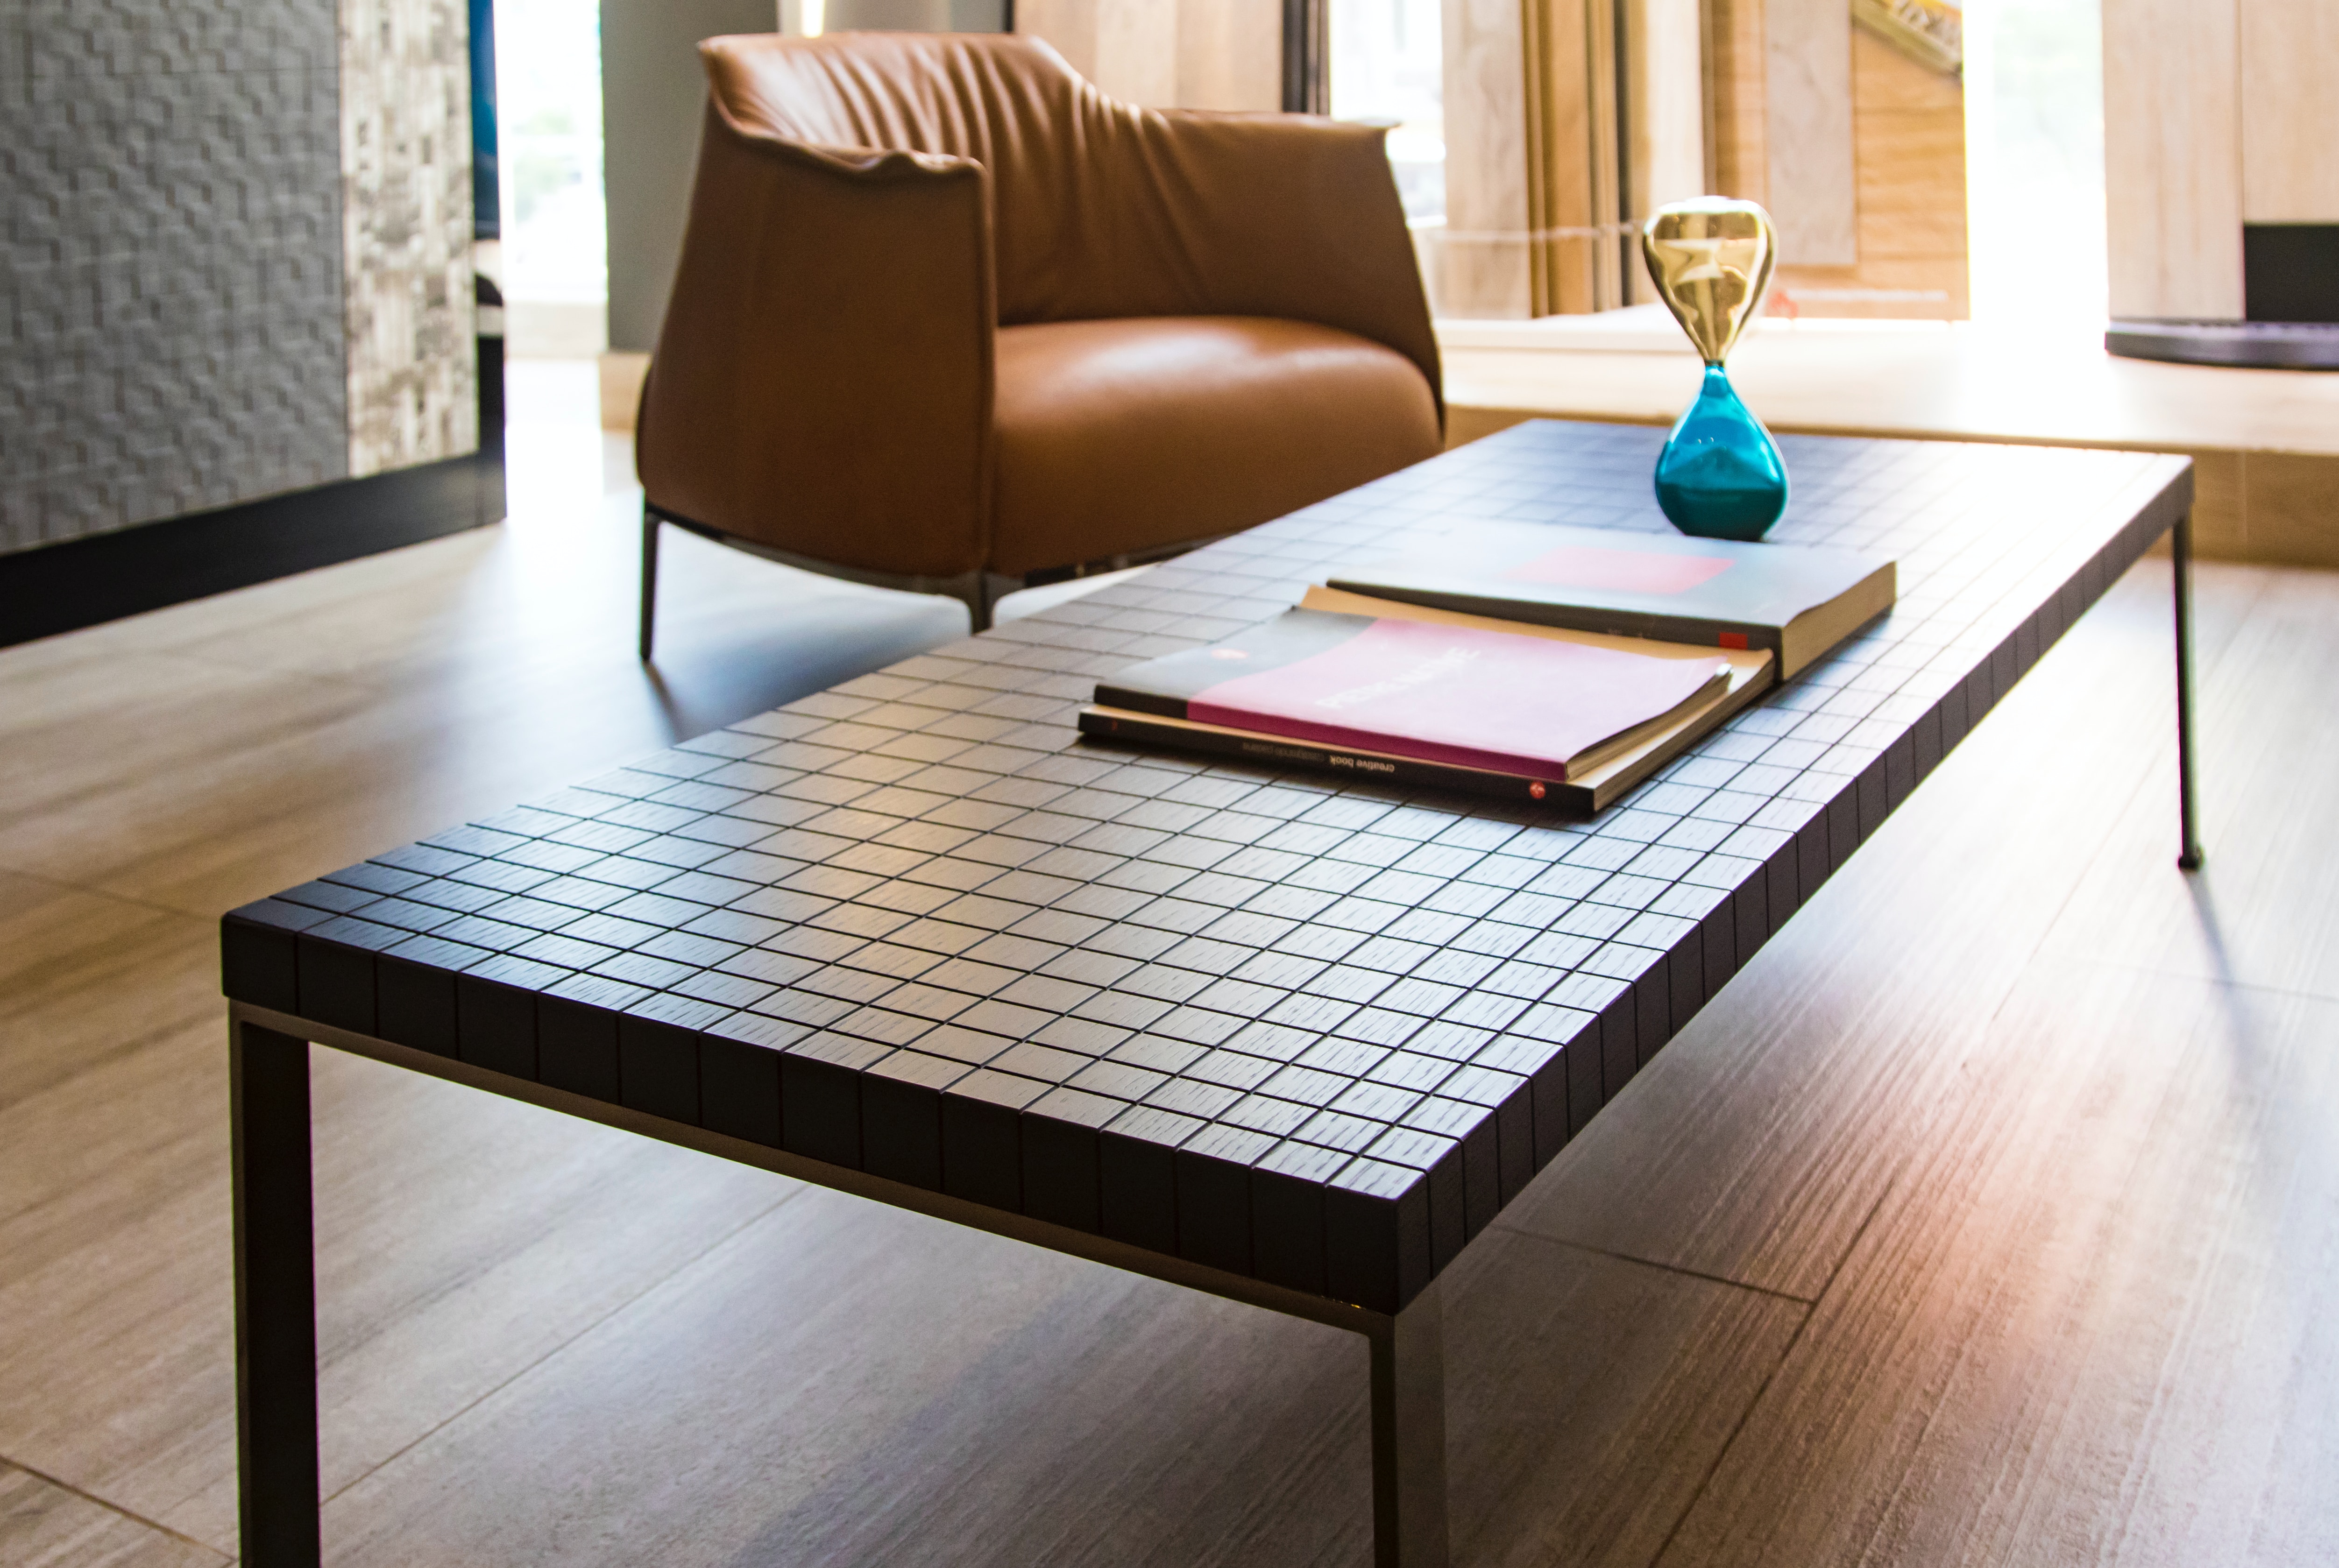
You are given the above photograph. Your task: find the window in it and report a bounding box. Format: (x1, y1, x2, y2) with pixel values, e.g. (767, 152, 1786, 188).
(1329, 0, 1446, 226)
(1963, 0, 2108, 327)
(494, 0, 608, 345)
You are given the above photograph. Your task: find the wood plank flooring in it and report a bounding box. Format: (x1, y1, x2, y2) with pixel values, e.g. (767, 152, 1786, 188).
(2, 363, 2334, 1563)
(0, 1462, 226, 1568)
(1493, 558, 2265, 1301)
(1659, 966, 2339, 1566)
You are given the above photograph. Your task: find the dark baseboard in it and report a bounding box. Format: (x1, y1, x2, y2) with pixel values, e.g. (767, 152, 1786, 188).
(0, 443, 505, 651)
(2245, 224, 2339, 325)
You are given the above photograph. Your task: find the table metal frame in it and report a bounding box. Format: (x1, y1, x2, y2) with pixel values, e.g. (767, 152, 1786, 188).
(231, 1001, 1448, 1567)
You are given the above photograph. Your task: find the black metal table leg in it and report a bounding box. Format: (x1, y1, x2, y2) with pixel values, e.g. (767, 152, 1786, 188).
(638, 509, 662, 663)
(1368, 1280, 1448, 1568)
(231, 1018, 322, 1568)
(2173, 509, 2205, 871)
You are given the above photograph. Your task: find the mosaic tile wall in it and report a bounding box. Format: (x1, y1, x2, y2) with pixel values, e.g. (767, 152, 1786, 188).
(0, 0, 478, 554)
(0, 0, 350, 553)
(340, 0, 478, 477)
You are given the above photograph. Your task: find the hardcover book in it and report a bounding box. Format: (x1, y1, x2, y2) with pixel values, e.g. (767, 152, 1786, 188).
(1326, 520, 1894, 678)
(1081, 587, 1775, 812)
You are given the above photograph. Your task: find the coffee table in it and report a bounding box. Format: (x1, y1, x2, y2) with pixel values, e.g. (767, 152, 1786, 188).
(222, 420, 2198, 1567)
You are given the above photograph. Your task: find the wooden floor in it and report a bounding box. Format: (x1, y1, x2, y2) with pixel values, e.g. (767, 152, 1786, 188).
(4, 363, 2337, 1566)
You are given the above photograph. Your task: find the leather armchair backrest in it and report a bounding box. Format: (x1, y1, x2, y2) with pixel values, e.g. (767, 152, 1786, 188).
(701, 32, 1297, 328)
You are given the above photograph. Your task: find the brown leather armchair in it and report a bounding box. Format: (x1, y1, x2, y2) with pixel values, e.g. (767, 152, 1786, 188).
(635, 30, 1445, 655)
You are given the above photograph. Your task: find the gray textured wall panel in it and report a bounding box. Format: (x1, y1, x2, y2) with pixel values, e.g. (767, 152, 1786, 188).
(1, 0, 349, 555)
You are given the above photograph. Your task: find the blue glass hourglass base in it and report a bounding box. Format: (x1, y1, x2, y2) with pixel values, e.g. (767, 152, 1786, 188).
(1654, 364, 1789, 541)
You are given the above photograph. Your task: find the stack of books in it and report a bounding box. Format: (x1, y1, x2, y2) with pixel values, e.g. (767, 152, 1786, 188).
(1079, 523, 1895, 813)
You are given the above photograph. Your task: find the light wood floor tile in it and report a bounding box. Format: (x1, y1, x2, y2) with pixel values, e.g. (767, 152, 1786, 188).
(0, 503, 962, 919)
(0, 874, 213, 1118)
(0, 1034, 797, 1554)
(1493, 561, 2268, 1301)
(0, 1463, 225, 1568)
(1655, 963, 2339, 1568)
(1444, 1234, 1807, 1568)
(316, 1190, 1802, 1568)
(0, 651, 371, 909)
(94, 492, 957, 699)
(2046, 564, 2339, 1003)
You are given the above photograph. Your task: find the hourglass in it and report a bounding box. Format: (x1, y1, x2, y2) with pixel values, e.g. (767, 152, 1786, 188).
(1642, 198, 1790, 540)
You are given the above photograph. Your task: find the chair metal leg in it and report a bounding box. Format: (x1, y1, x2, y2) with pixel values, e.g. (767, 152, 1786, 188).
(2173, 509, 2204, 871)
(638, 509, 661, 662)
(959, 572, 1021, 634)
(231, 1019, 322, 1568)
(1369, 1281, 1448, 1568)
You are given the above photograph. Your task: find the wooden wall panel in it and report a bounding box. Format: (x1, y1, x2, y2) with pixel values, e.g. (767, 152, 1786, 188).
(1706, 0, 1769, 206)
(1441, 0, 1626, 318)
(2239, 0, 2339, 224)
(1094, 0, 1181, 105)
(809, 0, 957, 24)
(1525, 0, 1623, 313)
(1771, 30, 1967, 320)
(1763, 0, 1857, 265)
(1177, 0, 1284, 111)
(1440, 0, 1538, 317)
(1017, 0, 1279, 110)
(1015, 0, 1102, 85)
(2102, 0, 2243, 318)
(1709, 4, 1965, 321)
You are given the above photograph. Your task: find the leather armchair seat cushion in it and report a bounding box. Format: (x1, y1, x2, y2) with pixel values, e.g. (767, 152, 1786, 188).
(989, 315, 1443, 578)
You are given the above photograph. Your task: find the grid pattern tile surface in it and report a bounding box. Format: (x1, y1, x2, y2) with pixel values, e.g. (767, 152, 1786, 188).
(222, 421, 2186, 1313)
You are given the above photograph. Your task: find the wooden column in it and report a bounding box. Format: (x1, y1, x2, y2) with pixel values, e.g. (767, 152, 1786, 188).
(1440, 0, 1533, 318)
(1441, 0, 1623, 318)
(2102, 0, 2242, 319)
(1705, 0, 1768, 205)
(2238, 0, 2339, 225)
(2103, 0, 2339, 318)
(1776, 27, 1967, 318)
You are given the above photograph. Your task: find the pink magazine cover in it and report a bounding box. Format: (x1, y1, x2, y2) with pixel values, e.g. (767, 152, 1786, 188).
(1183, 616, 1722, 780)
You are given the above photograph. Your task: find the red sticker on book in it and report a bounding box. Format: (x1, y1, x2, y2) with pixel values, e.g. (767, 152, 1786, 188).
(1718, 632, 1749, 649)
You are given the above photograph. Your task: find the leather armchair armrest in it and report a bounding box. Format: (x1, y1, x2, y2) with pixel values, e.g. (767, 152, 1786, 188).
(638, 103, 996, 579)
(1148, 113, 1442, 420)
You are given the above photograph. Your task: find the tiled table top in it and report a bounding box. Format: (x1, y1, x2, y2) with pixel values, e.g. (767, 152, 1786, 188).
(221, 420, 2190, 1314)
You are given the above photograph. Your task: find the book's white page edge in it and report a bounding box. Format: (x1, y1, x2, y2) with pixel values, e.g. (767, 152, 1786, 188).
(1330, 522, 1896, 627)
